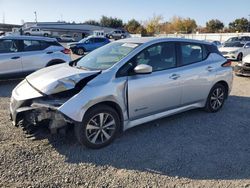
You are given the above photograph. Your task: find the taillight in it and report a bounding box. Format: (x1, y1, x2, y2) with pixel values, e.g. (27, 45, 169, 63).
(61, 48, 71, 54)
(221, 60, 232, 67)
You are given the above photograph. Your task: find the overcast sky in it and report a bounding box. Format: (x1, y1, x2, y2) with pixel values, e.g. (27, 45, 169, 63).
(0, 0, 250, 26)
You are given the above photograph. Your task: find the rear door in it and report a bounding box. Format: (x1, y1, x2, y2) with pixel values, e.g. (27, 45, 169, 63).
(0, 39, 22, 76)
(127, 42, 182, 120)
(20, 40, 51, 73)
(177, 42, 215, 105)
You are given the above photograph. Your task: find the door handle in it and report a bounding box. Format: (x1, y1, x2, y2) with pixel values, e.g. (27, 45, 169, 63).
(46, 51, 53, 54)
(206, 66, 214, 72)
(169, 74, 180, 80)
(11, 56, 20, 59)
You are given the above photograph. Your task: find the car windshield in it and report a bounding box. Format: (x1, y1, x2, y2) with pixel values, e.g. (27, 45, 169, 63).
(224, 42, 244, 47)
(226, 37, 238, 42)
(76, 42, 139, 70)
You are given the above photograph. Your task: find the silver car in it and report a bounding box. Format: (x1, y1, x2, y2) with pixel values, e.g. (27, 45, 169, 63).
(0, 35, 71, 79)
(10, 37, 233, 149)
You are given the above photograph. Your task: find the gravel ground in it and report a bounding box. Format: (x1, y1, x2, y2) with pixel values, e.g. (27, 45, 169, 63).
(0, 68, 250, 187)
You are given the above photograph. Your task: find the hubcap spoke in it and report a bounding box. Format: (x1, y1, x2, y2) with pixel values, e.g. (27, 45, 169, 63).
(102, 129, 111, 140)
(99, 113, 104, 127)
(90, 130, 101, 144)
(86, 124, 99, 130)
(103, 120, 115, 129)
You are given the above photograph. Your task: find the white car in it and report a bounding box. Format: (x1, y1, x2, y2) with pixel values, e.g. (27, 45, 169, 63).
(59, 35, 75, 42)
(24, 28, 51, 37)
(219, 41, 250, 61)
(0, 35, 71, 79)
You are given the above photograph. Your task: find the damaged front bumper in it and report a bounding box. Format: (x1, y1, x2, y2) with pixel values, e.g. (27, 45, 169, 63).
(234, 63, 250, 76)
(10, 80, 75, 133)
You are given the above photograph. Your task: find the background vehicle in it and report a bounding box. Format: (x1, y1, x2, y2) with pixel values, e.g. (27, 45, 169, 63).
(58, 34, 75, 42)
(24, 28, 51, 37)
(0, 35, 71, 78)
(219, 41, 250, 61)
(106, 30, 127, 40)
(69, 36, 110, 55)
(10, 37, 233, 149)
(224, 36, 250, 44)
(234, 54, 250, 76)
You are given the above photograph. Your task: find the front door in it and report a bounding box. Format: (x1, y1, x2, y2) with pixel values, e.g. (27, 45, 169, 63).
(127, 42, 182, 120)
(0, 39, 22, 76)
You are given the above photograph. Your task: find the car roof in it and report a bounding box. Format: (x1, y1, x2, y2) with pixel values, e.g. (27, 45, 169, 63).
(0, 35, 57, 42)
(117, 37, 211, 45)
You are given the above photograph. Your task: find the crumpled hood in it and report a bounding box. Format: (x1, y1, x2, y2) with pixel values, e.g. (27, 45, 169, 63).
(219, 47, 240, 53)
(26, 63, 100, 95)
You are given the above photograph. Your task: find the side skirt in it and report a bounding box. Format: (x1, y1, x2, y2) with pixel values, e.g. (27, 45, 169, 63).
(123, 102, 205, 131)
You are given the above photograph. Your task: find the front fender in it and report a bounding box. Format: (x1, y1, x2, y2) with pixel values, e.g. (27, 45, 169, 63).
(58, 77, 128, 122)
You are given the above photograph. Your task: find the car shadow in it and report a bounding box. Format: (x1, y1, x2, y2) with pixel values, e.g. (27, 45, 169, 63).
(41, 95, 250, 180)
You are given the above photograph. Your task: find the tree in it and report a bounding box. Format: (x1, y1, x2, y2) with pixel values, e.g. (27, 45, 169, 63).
(144, 15, 163, 35)
(100, 16, 123, 28)
(229, 18, 249, 32)
(206, 19, 224, 33)
(162, 16, 197, 34)
(84, 20, 100, 26)
(125, 19, 141, 34)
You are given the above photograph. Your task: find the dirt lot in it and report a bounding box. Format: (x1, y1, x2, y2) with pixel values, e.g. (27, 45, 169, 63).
(0, 66, 250, 187)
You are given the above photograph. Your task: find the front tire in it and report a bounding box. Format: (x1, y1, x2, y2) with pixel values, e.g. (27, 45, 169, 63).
(237, 53, 243, 61)
(74, 105, 120, 149)
(204, 83, 226, 113)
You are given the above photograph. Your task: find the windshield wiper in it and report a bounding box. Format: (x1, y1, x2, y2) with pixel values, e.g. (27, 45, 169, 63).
(76, 66, 90, 71)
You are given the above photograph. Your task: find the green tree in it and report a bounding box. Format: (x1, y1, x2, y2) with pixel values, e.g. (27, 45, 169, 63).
(84, 20, 100, 26)
(125, 19, 141, 34)
(229, 18, 249, 32)
(100, 16, 123, 28)
(206, 19, 224, 33)
(144, 15, 163, 35)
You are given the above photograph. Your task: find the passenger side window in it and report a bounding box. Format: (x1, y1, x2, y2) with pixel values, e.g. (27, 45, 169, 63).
(180, 43, 203, 65)
(135, 43, 176, 71)
(0, 40, 19, 53)
(23, 40, 48, 51)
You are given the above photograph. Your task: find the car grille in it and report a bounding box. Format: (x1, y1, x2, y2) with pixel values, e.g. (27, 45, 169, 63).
(221, 51, 228, 55)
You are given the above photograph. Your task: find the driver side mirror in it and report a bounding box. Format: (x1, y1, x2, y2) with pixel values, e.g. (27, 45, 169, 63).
(134, 64, 152, 74)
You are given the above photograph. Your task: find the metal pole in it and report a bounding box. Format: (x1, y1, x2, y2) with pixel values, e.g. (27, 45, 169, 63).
(34, 11, 37, 23)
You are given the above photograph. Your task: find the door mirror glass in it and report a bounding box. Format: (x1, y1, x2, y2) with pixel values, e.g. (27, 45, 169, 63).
(134, 64, 152, 74)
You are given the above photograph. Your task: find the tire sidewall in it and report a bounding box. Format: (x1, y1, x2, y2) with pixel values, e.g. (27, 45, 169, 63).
(75, 105, 120, 149)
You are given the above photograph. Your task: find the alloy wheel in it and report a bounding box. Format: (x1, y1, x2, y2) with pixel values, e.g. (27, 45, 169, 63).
(210, 88, 224, 110)
(85, 113, 116, 145)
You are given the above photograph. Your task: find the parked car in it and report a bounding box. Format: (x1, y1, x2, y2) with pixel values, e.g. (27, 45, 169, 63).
(10, 37, 233, 149)
(58, 34, 75, 42)
(218, 41, 250, 61)
(225, 36, 250, 43)
(234, 55, 250, 76)
(0, 35, 71, 79)
(69, 36, 110, 55)
(106, 30, 127, 40)
(24, 28, 51, 37)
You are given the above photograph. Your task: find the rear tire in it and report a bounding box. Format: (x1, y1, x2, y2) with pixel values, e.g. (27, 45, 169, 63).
(44, 33, 49, 37)
(77, 48, 85, 55)
(204, 83, 226, 113)
(25, 33, 30, 36)
(74, 105, 120, 149)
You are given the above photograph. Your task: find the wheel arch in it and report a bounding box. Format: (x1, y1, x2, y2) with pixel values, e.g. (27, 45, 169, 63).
(84, 101, 124, 132)
(46, 59, 65, 67)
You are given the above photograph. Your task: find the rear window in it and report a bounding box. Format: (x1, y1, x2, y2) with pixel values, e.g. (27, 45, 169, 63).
(180, 43, 206, 65)
(22, 40, 56, 51)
